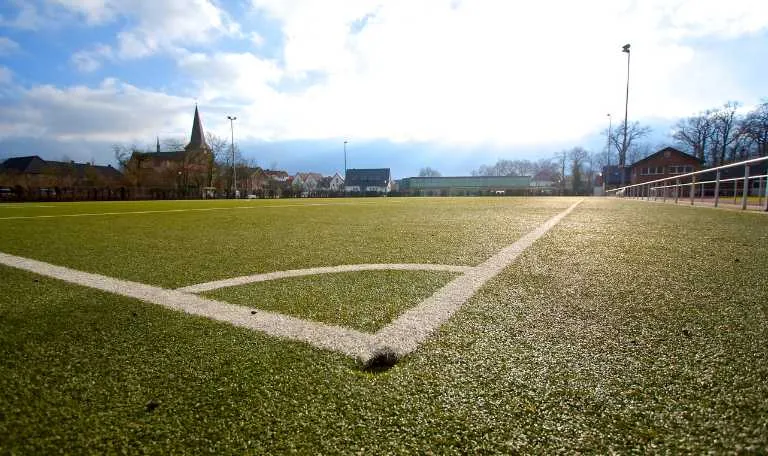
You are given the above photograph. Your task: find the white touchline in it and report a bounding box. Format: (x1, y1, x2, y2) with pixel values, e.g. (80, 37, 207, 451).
(0, 200, 581, 364)
(0, 252, 376, 358)
(177, 263, 472, 293)
(0, 200, 397, 221)
(371, 199, 583, 358)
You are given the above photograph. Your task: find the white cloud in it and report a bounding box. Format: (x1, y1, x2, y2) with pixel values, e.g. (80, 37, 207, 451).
(0, 78, 193, 142)
(188, 0, 767, 146)
(0, 37, 20, 55)
(0, 2, 47, 30)
(53, 0, 241, 62)
(249, 31, 265, 47)
(0, 66, 12, 84)
(3, 0, 768, 153)
(71, 44, 113, 72)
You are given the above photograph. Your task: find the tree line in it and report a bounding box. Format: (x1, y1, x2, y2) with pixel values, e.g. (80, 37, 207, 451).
(671, 100, 768, 166)
(463, 99, 768, 194)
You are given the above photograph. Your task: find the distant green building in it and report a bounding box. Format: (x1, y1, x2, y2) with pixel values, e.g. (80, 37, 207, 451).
(397, 176, 531, 196)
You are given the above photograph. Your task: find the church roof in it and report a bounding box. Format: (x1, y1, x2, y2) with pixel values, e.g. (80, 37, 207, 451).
(185, 105, 209, 151)
(135, 150, 186, 161)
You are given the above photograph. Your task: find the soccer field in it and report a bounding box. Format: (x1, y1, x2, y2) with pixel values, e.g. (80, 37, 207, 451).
(1, 197, 767, 453)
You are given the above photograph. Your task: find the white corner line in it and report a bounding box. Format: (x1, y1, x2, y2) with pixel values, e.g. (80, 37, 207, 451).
(372, 200, 583, 358)
(0, 200, 582, 364)
(177, 263, 473, 293)
(0, 252, 375, 359)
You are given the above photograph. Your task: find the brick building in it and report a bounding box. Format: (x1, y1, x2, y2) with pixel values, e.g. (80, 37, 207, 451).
(629, 147, 704, 185)
(125, 105, 212, 198)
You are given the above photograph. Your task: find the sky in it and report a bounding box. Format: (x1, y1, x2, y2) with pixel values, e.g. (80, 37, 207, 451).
(0, 0, 767, 178)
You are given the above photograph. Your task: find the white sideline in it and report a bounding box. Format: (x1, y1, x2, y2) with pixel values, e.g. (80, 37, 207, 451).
(178, 263, 472, 293)
(0, 200, 397, 221)
(0, 252, 375, 358)
(371, 200, 583, 358)
(0, 200, 581, 363)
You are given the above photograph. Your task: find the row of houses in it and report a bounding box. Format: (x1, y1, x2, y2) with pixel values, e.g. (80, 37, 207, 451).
(0, 155, 127, 200)
(0, 153, 383, 200)
(7, 107, 744, 200)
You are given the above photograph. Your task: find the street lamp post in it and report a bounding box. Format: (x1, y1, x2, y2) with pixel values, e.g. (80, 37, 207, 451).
(344, 140, 348, 177)
(227, 115, 237, 198)
(620, 43, 631, 187)
(606, 113, 612, 165)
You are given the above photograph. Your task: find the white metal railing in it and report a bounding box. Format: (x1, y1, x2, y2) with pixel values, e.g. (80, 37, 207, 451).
(607, 155, 768, 211)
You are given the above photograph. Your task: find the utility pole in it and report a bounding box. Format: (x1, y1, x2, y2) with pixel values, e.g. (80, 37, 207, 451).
(227, 115, 237, 198)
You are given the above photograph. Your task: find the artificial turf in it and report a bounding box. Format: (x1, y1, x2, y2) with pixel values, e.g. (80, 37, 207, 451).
(0, 197, 571, 288)
(1, 197, 767, 453)
(203, 270, 458, 332)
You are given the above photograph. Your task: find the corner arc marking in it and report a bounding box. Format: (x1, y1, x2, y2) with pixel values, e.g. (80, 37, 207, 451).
(177, 263, 473, 293)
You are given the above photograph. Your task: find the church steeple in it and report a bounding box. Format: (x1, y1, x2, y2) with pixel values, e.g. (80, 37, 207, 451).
(185, 104, 209, 151)
(156, 136, 160, 153)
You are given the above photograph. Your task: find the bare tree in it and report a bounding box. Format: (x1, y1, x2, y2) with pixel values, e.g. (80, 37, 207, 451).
(568, 147, 588, 194)
(583, 150, 596, 191)
(740, 101, 768, 157)
(605, 121, 651, 168)
(112, 144, 146, 187)
(532, 158, 559, 182)
(206, 132, 230, 166)
(627, 142, 653, 164)
(161, 137, 186, 152)
(418, 167, 442, 177)
(557, 150, 567, 195)
(710, 101, 741, 165)
(672, 110, 715, 163)
(471, 159, 536, 177)
(113, 145, 133, 170)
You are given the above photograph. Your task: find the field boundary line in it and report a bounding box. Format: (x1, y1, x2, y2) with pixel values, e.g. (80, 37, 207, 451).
(0, 200, 398, 221)
(0, 200, 582, 364)
(178, 263, 472, 293)
(0, 252, 375, 358)
(372, 200, 583, 358)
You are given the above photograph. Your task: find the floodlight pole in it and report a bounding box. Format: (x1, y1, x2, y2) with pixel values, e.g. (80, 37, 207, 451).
(620, 43, 631, 188)
(228, 115, 237, 198)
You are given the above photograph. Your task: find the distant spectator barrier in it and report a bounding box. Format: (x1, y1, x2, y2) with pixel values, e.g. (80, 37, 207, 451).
(607, 156, 768, 211)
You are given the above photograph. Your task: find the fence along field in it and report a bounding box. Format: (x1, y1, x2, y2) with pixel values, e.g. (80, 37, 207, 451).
(609, 155, 768, 211)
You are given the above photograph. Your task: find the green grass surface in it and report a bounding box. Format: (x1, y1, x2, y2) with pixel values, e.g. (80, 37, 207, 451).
(0, 198, 570, 288)
(204, 270, 457, 332)
(1, 197, 767, 453)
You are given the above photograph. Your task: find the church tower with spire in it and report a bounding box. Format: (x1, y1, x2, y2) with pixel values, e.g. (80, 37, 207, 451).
(126, 105, 213, 197)
(184, 104, 211, 156)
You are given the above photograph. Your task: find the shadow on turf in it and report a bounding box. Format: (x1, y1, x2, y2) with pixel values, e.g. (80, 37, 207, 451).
(358, 347, 400, 373)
